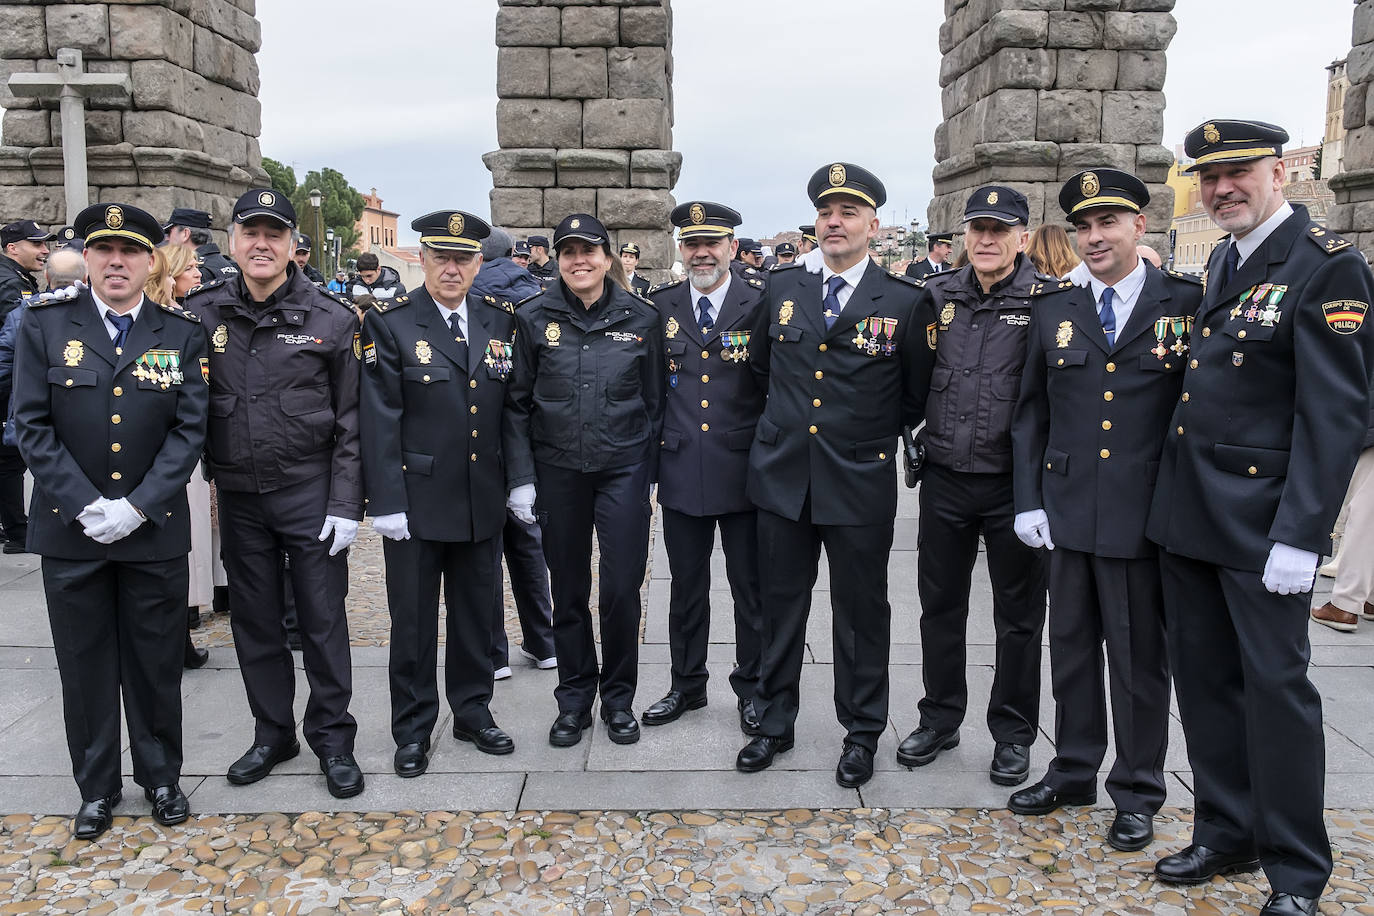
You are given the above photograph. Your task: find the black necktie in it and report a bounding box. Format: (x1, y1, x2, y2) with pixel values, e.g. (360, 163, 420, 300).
(448, 311, 468, 365)
(106, 310, 133, 352)
(1216, 242, 1240, 293)
(697, 296, 714, 336)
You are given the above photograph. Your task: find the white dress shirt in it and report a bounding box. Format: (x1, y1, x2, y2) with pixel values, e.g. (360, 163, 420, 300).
(1233, 201, 1294, 268)
(92, 291, 144, 343)
(435, 299, 467, 339)
(690, 273, 731, 327)
(1088, 255, 1147, 337)
(820, 257, 871, 315)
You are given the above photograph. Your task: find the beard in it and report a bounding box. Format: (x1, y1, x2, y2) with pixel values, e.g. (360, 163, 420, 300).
(688, 260, 727, 291)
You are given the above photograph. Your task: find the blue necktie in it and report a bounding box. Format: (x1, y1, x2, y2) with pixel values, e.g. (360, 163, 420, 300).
(1099, 287, 1116, 348)
(106, 310, 134, 352)
(824, 275, 845, 330)
(448, 311, 468, 364)
(1215, 242, 1240, 293)
(697, 296, 714, 336)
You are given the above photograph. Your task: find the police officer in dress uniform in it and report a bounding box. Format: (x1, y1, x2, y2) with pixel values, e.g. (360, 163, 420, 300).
(185, 189, 366, 799)
(796, 226, 819, 256)
(640, 201, 768, 734)
(620, 243, 652, 298)
(51, 225, 81, 252)
(772, 242, 797, 268)
(12, 202, 207, 838)
(736, 163, 935, 788)
(505, 213, 666, 749)
(905, 233, 954, 280)
(360, 209, 520, 776)
(1146, 121, 1374, 916)
(897, 186, 1049, 787)
(1008, 169, 1197, 853)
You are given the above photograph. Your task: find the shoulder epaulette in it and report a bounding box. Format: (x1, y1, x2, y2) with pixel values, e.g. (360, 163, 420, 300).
(478, 294, 515, 314)
(743, 267, 760, 276)
(649, 278, 685, 295)
(373, 294, 408, 314)
(515, 291, 542, 309)
(747, 276, 765, 289)
(629, 290, 654, 306)
(1165, 269, 1203, 285)
(24, 284, 81, 307)
(158, 301, 201, 323)
(770, 261, 802, 272)
(183, 278, 225, 299)
(888, 270, 924, 288)
(1033, 271, 1059, 283)
(1308, 224, 1353, 255)
(1028, 280, 1075, 296)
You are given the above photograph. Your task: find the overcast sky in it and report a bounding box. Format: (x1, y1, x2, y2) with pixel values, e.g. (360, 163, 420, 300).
(259, 0, 1352, 245)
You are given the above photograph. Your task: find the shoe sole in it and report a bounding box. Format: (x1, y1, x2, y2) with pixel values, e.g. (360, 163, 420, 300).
(605, 726, 641, 745)
(1008, 793, 1097, 816)
(641, 696, 708, 727)
(394, 763, 428, 778)
(1154, 858, 1261, 885)
(896, 734, 960, 768)
(518, 649, 558, 669)
(1107, 831, 1154, 852)
(326, 781, 365, 799)
(1311, 613, 1358, 632)
(549, 721, 591, 748)
(736, 740, 794, 773)
(836, 769, 873, 789)
(152, 808, 190, 827)
(226, 745, 301, 785)
(454, 731, 515, 756)
(990, 767, 1031, 787)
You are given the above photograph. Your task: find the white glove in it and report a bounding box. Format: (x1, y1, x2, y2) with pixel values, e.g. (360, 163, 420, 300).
(77, 498, 108, 537)
(1064, 260, 1092, 288)
(800, 246, 825, 274)
(85, 497, 145, 544)
(372, 512, 410, 541)
(1262, 542, 1318, 595)
(1013, 509, 1055, 550)
(507, 484, 536, 525)
(318, 516, 359, 556)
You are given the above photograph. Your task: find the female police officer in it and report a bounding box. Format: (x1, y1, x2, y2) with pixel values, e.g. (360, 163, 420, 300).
(505, 214, 665, 748)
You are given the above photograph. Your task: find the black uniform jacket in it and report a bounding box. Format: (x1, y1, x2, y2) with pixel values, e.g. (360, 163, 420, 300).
(905, 258, 947, 281)
(12, 287, 208, 560)
(1012, 265, 1200, 559)
(195, 242, 239, 285)
(1146, 206, 1374, 570)
(627, 272, 651, 298)
(919, 255, 1044, 474)
(505, 277, 666, 486)
(652, 272, 768, 517)
(746, 260, 934, 526)
(185, 265, 364, 520)
(0, 254, 40, 318)
(360, 286, 517, 543)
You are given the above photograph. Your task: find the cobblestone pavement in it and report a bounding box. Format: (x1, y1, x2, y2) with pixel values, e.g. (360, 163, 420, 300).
(4, 807, 1372, 915)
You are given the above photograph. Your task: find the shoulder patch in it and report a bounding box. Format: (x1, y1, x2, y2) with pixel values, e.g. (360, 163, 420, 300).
(158, 301, 201, 323)
(888, 270, 925, 288)
(183, 278, 225, 299)
(1308, 224, 1353, 255)
(1165, 269, 1203, 285)
(649, 278, 685, 295)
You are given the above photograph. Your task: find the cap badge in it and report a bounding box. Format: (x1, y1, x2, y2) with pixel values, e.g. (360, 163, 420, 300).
(448, 213, 465, 236)
(986, 191, 999, 206)
(1080, 172, 1100, 198)
(259, 191, 275, 207)
(570, 219, 581, 230)
(62, 228, 74, 240)
(104, 206, 124, 230)
(1203, 123, 1221, 144)
(689, 203, 705, 225)
(828, 164, 846, 187)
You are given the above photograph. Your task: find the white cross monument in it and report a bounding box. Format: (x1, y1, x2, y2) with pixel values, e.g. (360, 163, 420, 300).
(7, 48, 132, 221)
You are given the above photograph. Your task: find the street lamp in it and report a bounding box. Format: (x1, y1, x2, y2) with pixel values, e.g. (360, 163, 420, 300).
(308, 188, 324, 274)
(909, 219, 921, 261)
(325, 227, 336, 277)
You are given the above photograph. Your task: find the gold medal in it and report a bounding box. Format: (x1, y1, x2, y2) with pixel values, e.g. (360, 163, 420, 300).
(666, 316, 679, 339)
(62, 340, 84, 367)
(779, 301, 794, 326)
(415, 340, 433, 364)
(1055, 321, 1073, 348)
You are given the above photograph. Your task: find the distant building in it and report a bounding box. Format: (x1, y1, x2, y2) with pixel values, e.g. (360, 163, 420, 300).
(356, 188, 399, 252)
(1325, 58, 1348, 178)
(1281, 145, 1321, 184)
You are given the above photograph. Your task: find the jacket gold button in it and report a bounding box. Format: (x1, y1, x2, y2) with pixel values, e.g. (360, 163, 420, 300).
(1046, 462, 1053, 470)
(113, 386, 123, 396)
(53, 508, 59, 514)
(879, 452, 886, 460)
(1056, 358, 1064, 366)
(1106, 362, 1116, 372)
(1102, 392, 1113, 402)
(423, 374, 431, 382)
(471, 430, 478, 438)
(111, 443, 121, 453)
(470, 406, 477, 414)
(813, 398, 821, 407)
(1249, 466, 1258, 475)
(702, 350, 710, 359)
(809, 425, 818, 434)
(701, 423, 709, 432)
(701, 374, 709, 383)
(402, 465, 407, 470)
(1182, 392, 1190, 402)
(111, 471, 122, 480)
(1189, 359, 1198, 369)
(1099, 449, 1110, 459)
(819, 344, 828, 352)
(65, 379, 73, 387)
(111, 414, 121, 424)
(1238, 330, 1246, 339)
(1177, 426, 1184, 435)
(815, 371, 823, 380)
(470, 380, 477, 388)
(470, 453, 477, 461)
(1202, 327, 1211, 337)
(700, 400, 709, 409)
(1102, 420, 1112, 430)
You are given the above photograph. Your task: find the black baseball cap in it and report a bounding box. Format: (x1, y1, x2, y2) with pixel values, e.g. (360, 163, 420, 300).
(232, 188, 297, 228)
(163, 207, 213, 231)
(527, 235, 550, 249)
(295, 233, 312, 253)
(551, 214, 609, 249)
(963, 186, 1030, 225)
(775, 242, 796, 256)
(1, 219, 55, 246)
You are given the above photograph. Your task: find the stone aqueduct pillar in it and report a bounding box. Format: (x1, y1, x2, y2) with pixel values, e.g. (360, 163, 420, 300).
(0, 0, 266, 229)
(1329, 0, 1374, 263)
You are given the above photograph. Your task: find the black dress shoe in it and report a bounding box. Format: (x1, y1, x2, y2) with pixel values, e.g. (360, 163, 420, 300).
(1107, 811, 1154, 852)
(2, 540, 27, 555)
(736, 735, 793, 773)
(835, 742, 874, 788)
(73, 791, 121, 840)
(549, 710, 593, 747)
(320, 753, 364, 798)
(601, 709, 641, 745)
(144, 784, 190, 826)
(212, 586, 230, 614)
(1260, 892, 1319, 915)
(184, 633, 209, 669)
(226, 740, 301, 785)
(738, 698, 761, 736)
(1154, 844, 1260, 885)
(393, 740, 430, 778)
(989, 742, 1030, 786)
(641, 690, 707, 726)
(1007, 780, 1096, 815)
(896, 726, 959, 767)
(454, 723, 515, 755)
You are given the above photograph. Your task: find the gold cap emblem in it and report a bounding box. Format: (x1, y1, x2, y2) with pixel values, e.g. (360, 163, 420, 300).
(828, 164, 846, 187)
(689, 203, 706, 225)
(104, 206, 124, 230)
(570, 219, 581, 229)
(987, 191, 999, 205)
(259, 191, 275, 207)
(1203, 123, 1220, 144)
(1080, 171, 1100, 198)
(448, 213, 465, 236)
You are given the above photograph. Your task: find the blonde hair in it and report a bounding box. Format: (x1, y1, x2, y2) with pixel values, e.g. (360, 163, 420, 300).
(1026, 224, 1080, 279)
(144, 247, 174, 306)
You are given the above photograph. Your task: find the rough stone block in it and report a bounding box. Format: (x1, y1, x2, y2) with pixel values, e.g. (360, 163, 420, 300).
(1046, 11, 1105, 49)
(620, 7, 668, 46)
(86, 144, 141, 187)
(556, 148, 629, 187)
(608, 47, 668, 99)
(1356, 1, 1374, 46)
(193, 26, 260, 95)
(583, 98, 669, 149)
(495, 7, 561, 47)
(982, 89, 1038, 143)
(490, 188, 544, 227)
(497, 99, 583, 149)
(109, 5, 194, 69)
(610, 228, 673, 271)
(1350, 43, 1374, 88)
(482, 149, 558, 188)
(50, 109, 124, 146)
(45, 5, 110, 58)
(1066, 0, 1122, 9)
(550, 47, 608, 98)
(0, 184, 66, 224)
(561, 7, 619, 47)
(202, 124, 249, 168)
(85, 182, 180, 223)
(190, 0, 264, 54)
(1348, 81, 1368, 133)
(1344, 127, 1374, 172)
(124, 110, 205, 151)
(1326, 202, 1354, 234)
(989, 48, 1055, 89)
(0, 60, 38, 111)
(1036, 90, 1103, 143)
(1135, 143, 1176, 183)
(598, 188, 673, 229)
(1055, 50, 1117, 89)
(982, 10, 1048, 50)
(1116, 49, 1167, 90)
(1119, 0, 1178, 9)
(1100, 90, 1163, 144)
(543, 187, 597, 222)
(2, 111, 50, 149)
(497, 48, 549, 99)
(1057, 142, 1137, 179)
(1103, 11, 1177, 50)
(0, 7, 46, 59)
(130, 59, 188, 114)
(629, 149, 681, 189)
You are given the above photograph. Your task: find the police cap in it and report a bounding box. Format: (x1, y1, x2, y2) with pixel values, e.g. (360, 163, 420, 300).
(1058, 168, 1149, 218)
(551, 214, 609, 250)
(74, 203, 161, 252)
(963, 186, 1030, 225)
(620, 242, 641, 256)
(295, 233, 312, 253)
(162, 207, 212, 231)
(927, 232, 954, 246)
(775, 241, 796, 256)
(670, 201, 742, 240)
(1183, 119, 1288, 173)
(513, 240, 531, 256)
(1, 219, 55, 246)
(233, 188, 297, 229)
(736, 237, 763, 255)
(527, 235, 551, 249)
(412, 210, 491, 253)
(807, 162, 887, 209)
(798, 225, 819, 243)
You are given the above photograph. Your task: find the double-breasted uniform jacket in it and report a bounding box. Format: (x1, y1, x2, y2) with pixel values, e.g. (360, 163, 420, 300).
(652, 272, 768, 517)
(185, 266, 363, 520)
(360, 286, 517, 543)
(1146, 205, 1374, 571)
(1012, 265, 1201, 559)
(11, 287, 209, 560)
(746, 260, 935, 526)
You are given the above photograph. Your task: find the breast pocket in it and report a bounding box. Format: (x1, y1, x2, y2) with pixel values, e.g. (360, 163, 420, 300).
(207, 392, 241, 465)
(770, 323, 804, 344)
(1223, 321, 1278, 345)
(1046, 350, 1088, 370)
(279, 385, 334, 454)
(403, 366, 451, 385)
(47, 367, 97, 390)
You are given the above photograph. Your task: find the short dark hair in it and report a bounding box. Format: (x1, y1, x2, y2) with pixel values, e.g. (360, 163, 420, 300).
(189, 228, 211, 246)
(356, 252, 380, 270)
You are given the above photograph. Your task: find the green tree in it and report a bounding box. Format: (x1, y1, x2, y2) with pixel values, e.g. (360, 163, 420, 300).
(1312, 147, 1324, 181)
(291, 168, 365, 254)
(261, 157, 296, 198)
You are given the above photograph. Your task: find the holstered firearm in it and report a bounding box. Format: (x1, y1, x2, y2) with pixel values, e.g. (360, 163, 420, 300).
(902, 426, 924, 488)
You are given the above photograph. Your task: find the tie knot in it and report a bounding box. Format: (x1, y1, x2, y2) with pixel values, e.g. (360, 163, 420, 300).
(1101, 287, 1115, 307)
(826, 275, 846, 297)
(106, 310, 133, 331)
